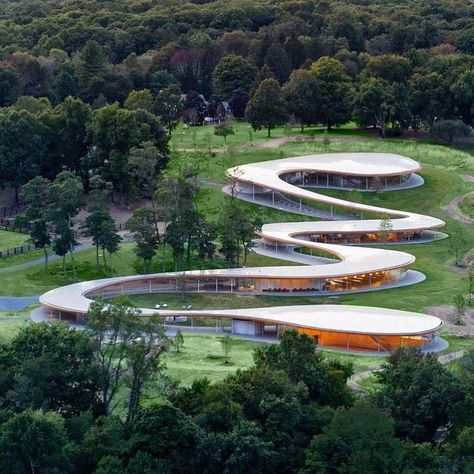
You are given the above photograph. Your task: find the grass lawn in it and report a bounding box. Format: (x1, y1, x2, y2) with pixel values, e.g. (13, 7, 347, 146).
(163, 334, 258, 385)
(127, 292, 338, 311)
(0, 242, 298, 297)
(170, 122, 374, 150)
(0, 311, 31, 344)
(0, 230, 29, 251)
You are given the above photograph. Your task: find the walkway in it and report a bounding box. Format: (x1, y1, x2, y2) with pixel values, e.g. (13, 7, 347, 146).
(442, 195, 474, 225)
(348, 346, 464, 395)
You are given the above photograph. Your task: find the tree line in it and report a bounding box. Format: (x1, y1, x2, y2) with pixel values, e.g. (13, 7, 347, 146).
(1, 314, 474, 473)
(0, 1, 474, 143)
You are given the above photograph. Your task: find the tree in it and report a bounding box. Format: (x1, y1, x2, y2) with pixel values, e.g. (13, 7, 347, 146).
(283, 69, 320, 131)
(88, 103, 169, 202)
(219, 335, 234, 363)
(18, 176, 52, 271)
(364, 55, 412, 84)
(302, 403, 408, 474)
(149, 69, 178, 94)
(409, 72, 447, 128)
(449, 230, 467, 266)
(378, 215, 393, 244)
(452, 294, 467, 326)
(245, 78, 287, 137)
(124, 89, 154, 112)
(127, 141, 164, 200)
(254, 330, 354, 406)
(0, 323, 100, 417)
(154, 84, 183, 134)
(0, 109, 49, 202)
(127, 404, 201, 473)
(174, 329, 185, 353)
(0, 67, 21, 106)
(127, 208, 160, 272)
(76, 40, 107, 95)
(250, 64, 276, 97)
(322, 131, 331, 151)
(125, 315, 168, 424)
(264, 41, 291, 84)
(212, 55, 257, 99)
(87, 297, 141, 416)
(431, 120, 472, 144)
(183, 90, 207, 125)
(48, 171, 84, 279)
(229, 87, 249, 119)
(310, 57, 354, 128)
(285, 33, 306, 70)
(452, 69, 474, 125)
(53, 96, 92, 187)
(375, 347, 465, 442)
(214, 120, 235, 143)
(82, 206, 121, 270)
(0, 409, 71, 474)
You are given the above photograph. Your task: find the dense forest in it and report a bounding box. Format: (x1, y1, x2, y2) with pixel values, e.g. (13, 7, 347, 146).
(1, 318, 474, 474)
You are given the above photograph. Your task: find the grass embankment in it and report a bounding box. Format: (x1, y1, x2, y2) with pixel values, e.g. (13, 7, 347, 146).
(460, 191, 474, 219)
(0, 230, 29, 251)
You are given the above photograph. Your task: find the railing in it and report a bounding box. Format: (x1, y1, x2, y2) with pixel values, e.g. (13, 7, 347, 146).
(0, 243, 36, 258)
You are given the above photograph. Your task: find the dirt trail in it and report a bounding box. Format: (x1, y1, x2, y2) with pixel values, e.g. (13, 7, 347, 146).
(442, 195, 474, 224)
(348, 349, 466, 394)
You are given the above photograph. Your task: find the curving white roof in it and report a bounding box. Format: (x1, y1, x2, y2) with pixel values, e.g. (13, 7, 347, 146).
(39, 152, 444, 338)
(161, 305, 442, 336)
(239, 153, 421, 177)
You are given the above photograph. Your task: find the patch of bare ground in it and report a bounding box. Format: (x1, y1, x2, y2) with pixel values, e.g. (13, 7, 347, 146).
(426, 305, 474, 336)
(442, 195, 474, 224)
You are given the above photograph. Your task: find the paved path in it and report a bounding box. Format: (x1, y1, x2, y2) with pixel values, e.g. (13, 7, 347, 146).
(0, 243, 94, 275)
(0, 296, 39, 311)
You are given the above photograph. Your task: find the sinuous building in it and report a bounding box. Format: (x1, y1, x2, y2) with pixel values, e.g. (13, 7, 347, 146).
(38, 153, 445, 352)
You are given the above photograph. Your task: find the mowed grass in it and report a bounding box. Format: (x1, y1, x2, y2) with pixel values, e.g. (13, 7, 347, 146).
(0, 311, 32, 344)
(127, 292, 337, 311)
(0, 242, 298, 297)
(0, 230, 29, 251)
(163, 334, 258, 385)
(170, 122, 374, 150)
